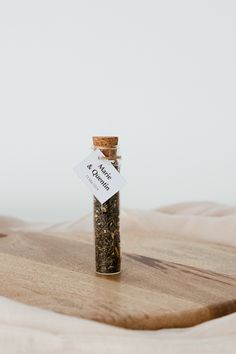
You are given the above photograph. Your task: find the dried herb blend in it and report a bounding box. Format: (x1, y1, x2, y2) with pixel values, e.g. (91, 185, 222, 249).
(93, 136, 121, 275)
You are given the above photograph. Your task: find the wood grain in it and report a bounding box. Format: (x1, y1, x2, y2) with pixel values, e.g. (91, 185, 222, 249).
(0, 229, 236, 330)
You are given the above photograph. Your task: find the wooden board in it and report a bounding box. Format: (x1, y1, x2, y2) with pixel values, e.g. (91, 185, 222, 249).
(0, 229, 236, 330)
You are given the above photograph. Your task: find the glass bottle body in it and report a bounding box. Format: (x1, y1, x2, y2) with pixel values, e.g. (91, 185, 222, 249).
(93, 159, 121, 275)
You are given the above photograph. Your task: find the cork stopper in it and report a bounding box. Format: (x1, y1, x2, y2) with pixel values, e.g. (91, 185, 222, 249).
(92, 136, 118, 159)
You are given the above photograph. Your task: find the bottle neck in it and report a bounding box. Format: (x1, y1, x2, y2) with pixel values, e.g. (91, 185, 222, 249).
(93, 145, 120, 161)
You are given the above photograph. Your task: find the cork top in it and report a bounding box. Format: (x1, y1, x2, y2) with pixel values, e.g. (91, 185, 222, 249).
(92, 136, 119, 159)
(92, 136, 118, 148)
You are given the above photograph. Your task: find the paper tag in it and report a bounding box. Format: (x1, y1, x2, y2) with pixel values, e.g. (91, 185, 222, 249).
(74, 149, 127, 204)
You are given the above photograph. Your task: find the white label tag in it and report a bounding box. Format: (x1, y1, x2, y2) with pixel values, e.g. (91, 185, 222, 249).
(74, 149, 127, 204)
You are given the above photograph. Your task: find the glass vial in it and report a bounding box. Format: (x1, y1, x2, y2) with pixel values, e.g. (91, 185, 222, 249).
(92, 136, 121, 275)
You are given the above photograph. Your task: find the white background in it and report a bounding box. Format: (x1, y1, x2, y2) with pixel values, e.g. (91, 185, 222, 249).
(0, 1, 235, 222)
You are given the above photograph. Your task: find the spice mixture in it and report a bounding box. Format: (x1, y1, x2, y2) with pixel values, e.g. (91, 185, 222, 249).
(93, 160, 121, 274)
